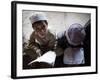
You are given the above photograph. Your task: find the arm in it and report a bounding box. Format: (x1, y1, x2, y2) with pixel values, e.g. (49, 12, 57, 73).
(25, 32, 42, 60)
(47, 33, 56, 50)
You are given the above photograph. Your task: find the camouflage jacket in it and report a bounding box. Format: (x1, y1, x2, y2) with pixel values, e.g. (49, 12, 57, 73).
(24, 30, 56, 60)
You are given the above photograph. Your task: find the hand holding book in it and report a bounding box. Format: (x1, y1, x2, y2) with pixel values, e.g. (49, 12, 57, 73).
(28, 51, 56, 68)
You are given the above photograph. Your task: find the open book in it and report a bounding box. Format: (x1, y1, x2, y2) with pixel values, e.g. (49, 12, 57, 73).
(28, 51, 56, 68)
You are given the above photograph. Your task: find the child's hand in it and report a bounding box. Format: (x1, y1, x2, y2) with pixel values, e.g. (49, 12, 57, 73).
(36, 49, 41, 57)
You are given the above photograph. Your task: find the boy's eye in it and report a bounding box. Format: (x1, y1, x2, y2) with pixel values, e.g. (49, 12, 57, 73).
(39, 25, 46, 30)
(35, 27, 45, 32)
(41, 25, 46, 29)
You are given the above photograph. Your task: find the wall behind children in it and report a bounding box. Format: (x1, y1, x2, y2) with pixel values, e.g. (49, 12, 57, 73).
(22, 11, 90, 42)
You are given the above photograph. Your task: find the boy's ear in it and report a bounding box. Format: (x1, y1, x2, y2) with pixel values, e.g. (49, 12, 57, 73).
(32, 24, 36, 30)
(32, 24, 34, 28)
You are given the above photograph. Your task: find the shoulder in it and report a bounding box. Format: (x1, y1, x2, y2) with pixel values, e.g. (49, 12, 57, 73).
(57, 31, 65, 39)
(30, 31, 35, 40)
(48, 30, 55, 35)
(47, 30, 56, 38)
(57, 31, 69, 49)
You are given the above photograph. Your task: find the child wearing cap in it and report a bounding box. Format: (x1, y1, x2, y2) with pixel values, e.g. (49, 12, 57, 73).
(55, 23, 86, 67)
(23, 12, 56, 69)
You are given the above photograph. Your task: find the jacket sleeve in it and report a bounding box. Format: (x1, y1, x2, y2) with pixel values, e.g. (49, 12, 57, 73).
(47, 33, 56, 50)
(24, 32, 42, 60)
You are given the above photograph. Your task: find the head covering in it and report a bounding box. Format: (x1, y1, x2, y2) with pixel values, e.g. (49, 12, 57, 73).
(65, 23, 86, 46)
(29, 12, 48, 24)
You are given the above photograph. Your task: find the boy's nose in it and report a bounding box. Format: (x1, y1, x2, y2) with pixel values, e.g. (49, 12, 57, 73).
(41, 29, 45, 33)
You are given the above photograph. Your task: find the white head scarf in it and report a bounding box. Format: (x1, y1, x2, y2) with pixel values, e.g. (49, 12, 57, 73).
(65, 23, 86, 46)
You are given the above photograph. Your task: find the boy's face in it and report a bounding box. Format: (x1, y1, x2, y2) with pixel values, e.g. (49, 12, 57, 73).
(33, 21, 48, 38)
